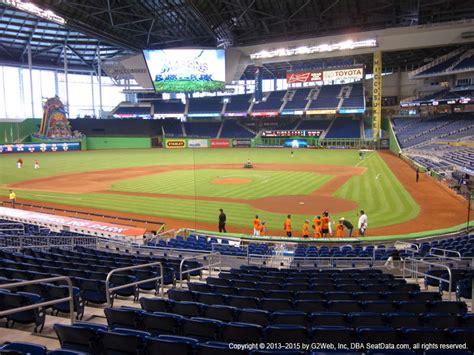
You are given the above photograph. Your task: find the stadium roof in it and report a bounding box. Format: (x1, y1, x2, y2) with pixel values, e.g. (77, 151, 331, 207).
(0, 3, 130, 71)
(0, 0, 474, 75)
(30, 0, 474, 49)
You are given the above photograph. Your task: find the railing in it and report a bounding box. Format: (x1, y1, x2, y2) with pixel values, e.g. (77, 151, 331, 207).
(394, 241, 419, 255)
(0, 235, 98, 251)
(146, 228, 185, 245)
(0, 222, 25, 234)
(0, 276, 75, 324)
(105, 261, 164, 307)
(429, 247, 462, 261)
(247, 254, 375, 269)
(179, 252, 221, 288)
(402, 257, 453, 300)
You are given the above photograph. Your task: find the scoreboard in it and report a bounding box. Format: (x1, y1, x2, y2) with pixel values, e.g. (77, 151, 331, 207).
(261, 130, 323, 137)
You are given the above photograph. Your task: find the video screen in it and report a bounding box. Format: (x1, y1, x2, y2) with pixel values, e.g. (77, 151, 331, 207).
(143, 49, 225, 93)
(283, 139, 308, 148)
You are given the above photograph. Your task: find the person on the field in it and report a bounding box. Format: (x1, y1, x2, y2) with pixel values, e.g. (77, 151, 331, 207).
(253, 215, 261, 236)
(321, 211, 330, 238)
(340, 217, 354, 238)
(290, 151, 294, 158)
(313, 215, 322, 238)
(17, 158, 23, 169)
(34, 160, 40, 169)
(258, 221, 266, 236)
(284, 214, 292, 237)
(336, 220, 344, 238)
(9, 190, 16, 208)
(218, 208, 227, 233)
(302, 219, 310, 238)
(358, 210, 368, 236)
(416, 167, 419, 183)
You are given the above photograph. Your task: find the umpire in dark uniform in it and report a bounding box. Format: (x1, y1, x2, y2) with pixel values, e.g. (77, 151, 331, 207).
(218, 209, 227, 233)
(340, 217, 354, 238)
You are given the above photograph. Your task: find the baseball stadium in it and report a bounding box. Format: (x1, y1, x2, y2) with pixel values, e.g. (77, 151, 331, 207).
(0, 1, 473, 354)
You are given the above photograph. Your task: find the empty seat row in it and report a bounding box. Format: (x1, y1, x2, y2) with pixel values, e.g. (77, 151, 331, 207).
(57, 314, 474, 354)
(182, 286, 438, 302)
(142, 296, 468, 315)
(108, 305, 474, 331)
(205, 278, 417, 292)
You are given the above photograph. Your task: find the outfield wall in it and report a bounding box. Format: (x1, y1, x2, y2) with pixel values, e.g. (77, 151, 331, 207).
(0, 119, 41, 144)
(86, 137, 152, 150)
(163, 138, 254, 149)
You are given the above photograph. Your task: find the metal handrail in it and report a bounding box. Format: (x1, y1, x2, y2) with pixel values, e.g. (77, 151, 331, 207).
(402, 257, 453, 300)
(429, 247, 462, 260)
(179, 252, 221, 288)
(105, 261, 164, 307)
(395, 241, 419, 253)
(0, 276, 75, 324)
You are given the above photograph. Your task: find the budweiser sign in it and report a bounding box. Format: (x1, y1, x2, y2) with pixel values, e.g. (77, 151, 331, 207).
(286, 71, 322, 84)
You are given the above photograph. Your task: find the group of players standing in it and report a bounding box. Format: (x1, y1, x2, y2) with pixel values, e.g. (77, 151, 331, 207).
(218, 209, 368, 238)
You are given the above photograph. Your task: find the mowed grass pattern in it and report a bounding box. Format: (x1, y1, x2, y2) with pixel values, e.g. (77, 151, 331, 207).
(0, 149, 420, 232)
(111, 169, 333, 199)
(334, 152, 419, 228)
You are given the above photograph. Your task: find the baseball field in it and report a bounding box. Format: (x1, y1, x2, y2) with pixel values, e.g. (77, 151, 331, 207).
(0, 148, 471, 238)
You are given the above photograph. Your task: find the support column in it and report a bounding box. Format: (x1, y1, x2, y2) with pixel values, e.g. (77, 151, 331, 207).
(63, 46, 69, 114)
(90, 72, 95, 117)
(54, 70, 59, 96)
(97, 46, 103, 118)
(27, 44, 34, 117)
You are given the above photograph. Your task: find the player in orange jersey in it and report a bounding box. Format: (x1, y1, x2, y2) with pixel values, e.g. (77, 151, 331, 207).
(313, 215, 322, 238)
(253, 215, 261, 236)
(283, 215, 292, 237)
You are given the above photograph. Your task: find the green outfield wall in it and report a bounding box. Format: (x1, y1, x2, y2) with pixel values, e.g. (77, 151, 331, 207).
(86, 136, 152, 150)
(0, 119, 41, 144)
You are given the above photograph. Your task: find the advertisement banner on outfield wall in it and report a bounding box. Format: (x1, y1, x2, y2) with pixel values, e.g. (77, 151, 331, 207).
(0, 142, 80, 154)
(165, 139, 186, 149)
(232, 139, 252, 148)
(210, 139, 230, 148)
(187, 139, 208, 148)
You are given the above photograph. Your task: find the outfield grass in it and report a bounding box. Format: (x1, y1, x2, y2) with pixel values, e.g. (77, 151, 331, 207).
(0, 149, 420, 231)
(111, 169, 333, 199)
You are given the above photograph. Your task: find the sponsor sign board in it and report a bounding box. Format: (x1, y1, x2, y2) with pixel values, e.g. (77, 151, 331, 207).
(0, 142, 80, 154)
(165, 139, 186, 149)
(339, 108, 365, 114)
(232, 139, 252, 148)
(323, 67, 364, 81)
(0, 207, 146, 238)
(224, 112, 247, 117)
(372, 51, 382, 139)
(210, 139, 230, 148)
(306, 109, 337, 115)
(187, 139, 208, 148)
(286, 71, 323, 84)
(250, 111, 279, 117)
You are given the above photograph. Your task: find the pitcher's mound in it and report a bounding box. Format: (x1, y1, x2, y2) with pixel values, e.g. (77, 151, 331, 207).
(212, 178, 252, 185)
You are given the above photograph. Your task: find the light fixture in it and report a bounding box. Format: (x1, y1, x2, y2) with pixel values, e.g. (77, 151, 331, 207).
(250, 39, 377, 60)
(1, 0, 66, 25)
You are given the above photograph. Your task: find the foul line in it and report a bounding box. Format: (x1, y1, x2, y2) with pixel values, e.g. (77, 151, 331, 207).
(355, 151, 376, 167)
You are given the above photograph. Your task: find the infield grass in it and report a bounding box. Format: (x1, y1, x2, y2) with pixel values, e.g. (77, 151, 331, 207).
(0, 148, 420, 231)
(111, 169, 333, 199)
